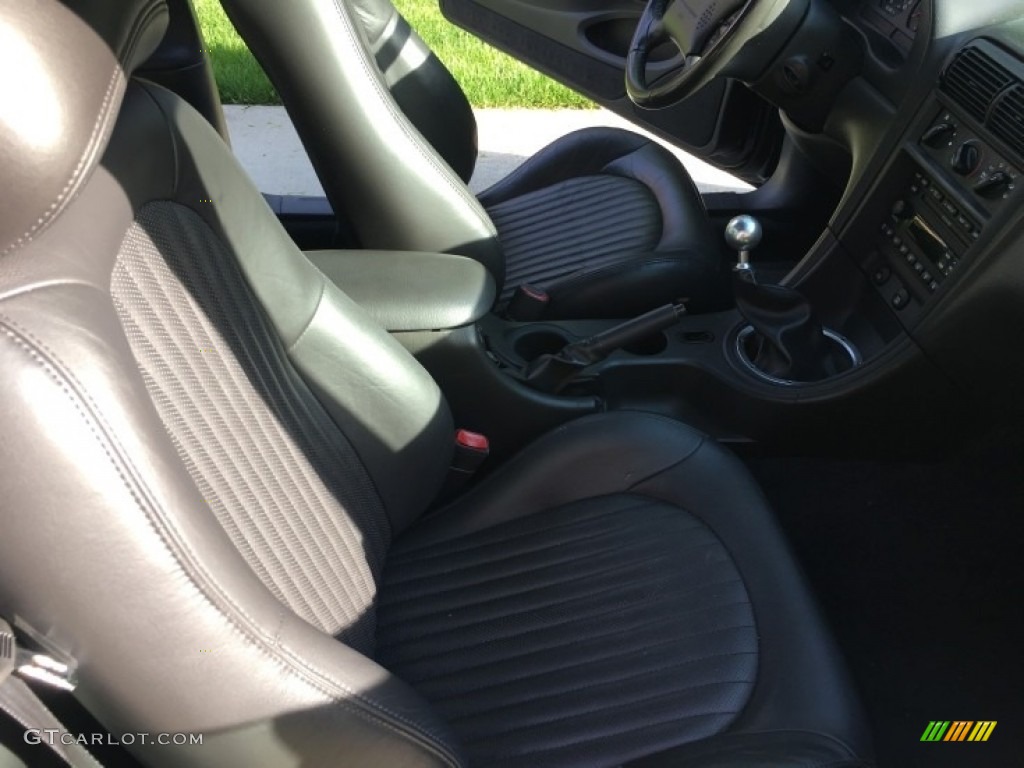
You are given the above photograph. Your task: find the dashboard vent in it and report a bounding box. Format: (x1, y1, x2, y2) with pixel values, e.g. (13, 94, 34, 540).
(990, 85, 1024, 158)
(942, 45, 1014, 121)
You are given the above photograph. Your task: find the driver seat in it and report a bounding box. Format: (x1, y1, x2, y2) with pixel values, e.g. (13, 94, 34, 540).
(0, 0, 875, 766)
(218, 0, 728, 318)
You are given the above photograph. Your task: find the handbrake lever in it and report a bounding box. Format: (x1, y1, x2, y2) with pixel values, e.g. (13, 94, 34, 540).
(522, 303, 686, 394)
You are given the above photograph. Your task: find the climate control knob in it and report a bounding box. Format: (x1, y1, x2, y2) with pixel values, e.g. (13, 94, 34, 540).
(951, 141, 982, 176)
(974, 171, 1012, 198)
(922, 122, 956, 148)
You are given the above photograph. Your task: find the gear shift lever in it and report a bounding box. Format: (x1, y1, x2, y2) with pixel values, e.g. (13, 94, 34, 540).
(725, 216, 837, 382)
(725, 215, 762, 277)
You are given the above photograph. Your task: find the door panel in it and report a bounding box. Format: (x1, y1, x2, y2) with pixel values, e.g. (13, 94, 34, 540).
(439, 0, 782, 183)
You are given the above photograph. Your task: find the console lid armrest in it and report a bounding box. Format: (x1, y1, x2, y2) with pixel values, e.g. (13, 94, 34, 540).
(307, 250, 495, 331)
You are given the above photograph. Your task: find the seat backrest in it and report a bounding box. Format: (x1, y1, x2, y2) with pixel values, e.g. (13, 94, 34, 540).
(0, 1, 462, 765)
(349, 0, 479, 183)
(219, 0, 506, 290)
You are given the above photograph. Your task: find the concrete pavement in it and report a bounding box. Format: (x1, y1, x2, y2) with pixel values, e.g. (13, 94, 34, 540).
(223, 105, 752, 197)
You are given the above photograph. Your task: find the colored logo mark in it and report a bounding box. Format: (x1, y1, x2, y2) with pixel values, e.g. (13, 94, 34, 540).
(920, 721, 997, 742)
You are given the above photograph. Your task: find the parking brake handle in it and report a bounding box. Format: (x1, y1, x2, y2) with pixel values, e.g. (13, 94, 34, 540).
(522, 303, 686, 393)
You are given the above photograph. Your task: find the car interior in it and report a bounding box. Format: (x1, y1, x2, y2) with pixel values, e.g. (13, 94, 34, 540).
(0, 0, 1021, 767)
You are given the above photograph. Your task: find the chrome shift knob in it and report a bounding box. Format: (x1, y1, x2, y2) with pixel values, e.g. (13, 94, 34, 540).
(725, 215, 762, 264)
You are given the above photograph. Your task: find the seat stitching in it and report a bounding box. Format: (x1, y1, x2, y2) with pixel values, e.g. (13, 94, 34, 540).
(0, 313, 461, 768)
(380, 535, 722, 609)
(389, 498, 681, 561)
(379, 595, 752, 659)
(408, 620, 756, 687)
(388, 506, 690, 572)
(0, 0, 164, 258)
(380, 548, 730, 623)
(452, 677, 755, 731)
(468, 707, 739, 753)
(377, 578, 747, 650)
(430, 641, 756, 706)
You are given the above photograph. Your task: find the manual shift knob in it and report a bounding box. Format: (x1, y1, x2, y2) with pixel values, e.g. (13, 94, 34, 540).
(725, 215, 762, 257)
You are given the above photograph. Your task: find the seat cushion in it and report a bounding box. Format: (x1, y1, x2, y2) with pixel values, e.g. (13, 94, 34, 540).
(487, 174, 663, 298)
(377, 495, 758, 768)
(478, 127, 728, 317)
(375, 413, 873, 768)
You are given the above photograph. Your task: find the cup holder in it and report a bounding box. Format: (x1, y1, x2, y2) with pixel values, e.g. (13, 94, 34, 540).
(734, 325, 861, 386)
(513, 330, 573, 362)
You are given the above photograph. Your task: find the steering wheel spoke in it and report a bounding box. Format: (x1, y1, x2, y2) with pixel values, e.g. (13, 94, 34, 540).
(626, 0, 753, 108)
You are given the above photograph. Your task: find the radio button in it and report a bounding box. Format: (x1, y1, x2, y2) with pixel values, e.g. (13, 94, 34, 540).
(922, 271, 933, 283)
(891, 199, 913, 220)
(892, 287, 910, 310)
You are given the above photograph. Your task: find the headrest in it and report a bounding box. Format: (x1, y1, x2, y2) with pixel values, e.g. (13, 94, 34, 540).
(0, 0, 169, 256)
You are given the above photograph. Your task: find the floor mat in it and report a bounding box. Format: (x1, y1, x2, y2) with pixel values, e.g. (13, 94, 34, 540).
(746, 427, 1024, 768)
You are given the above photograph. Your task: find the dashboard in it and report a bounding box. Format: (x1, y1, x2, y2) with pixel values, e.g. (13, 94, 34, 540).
(857, 0, 925, 56)
(805, 0, 1024, 410)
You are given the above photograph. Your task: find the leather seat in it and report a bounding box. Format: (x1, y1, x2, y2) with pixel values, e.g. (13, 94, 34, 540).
(218, 0, 729, 318)
(0, 2, 871, 766)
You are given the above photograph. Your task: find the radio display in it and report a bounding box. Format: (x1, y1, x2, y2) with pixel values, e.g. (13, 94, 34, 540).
(907, 216, 949, 265)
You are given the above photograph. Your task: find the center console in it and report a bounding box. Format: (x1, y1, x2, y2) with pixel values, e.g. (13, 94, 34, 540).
(850, 40, 1023, 328)
(324, 38, 1023, 464)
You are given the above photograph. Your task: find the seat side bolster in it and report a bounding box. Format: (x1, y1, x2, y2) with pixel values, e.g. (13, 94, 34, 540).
(0, 297, 464, 768)
(602, 141, 720, 256)
(477, 126, 650, 207)
(418, 412, 706, 544)
(143, 81, 454, 531)
(631, 440, 874, 761)
(217, 0, 501, 278)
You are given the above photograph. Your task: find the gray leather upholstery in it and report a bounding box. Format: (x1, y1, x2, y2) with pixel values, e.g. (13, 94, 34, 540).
(218, 0, 504, 282)
(0, 2, 871, 766)
(308, 250, 496, 331)
(0, 0, 168, 257)
(218, 0, 728, 317)
(351, 0, 478, 182)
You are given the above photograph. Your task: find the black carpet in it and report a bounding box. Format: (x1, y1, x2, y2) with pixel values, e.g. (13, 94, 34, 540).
(746, 427, 1024, 768)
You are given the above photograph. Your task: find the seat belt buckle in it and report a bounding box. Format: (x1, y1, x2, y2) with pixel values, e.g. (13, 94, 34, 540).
(453, 429, 489, 473)
(439, 429, 490, 501)
(506, 283, 550, 321)
(0, 618, 77, 692)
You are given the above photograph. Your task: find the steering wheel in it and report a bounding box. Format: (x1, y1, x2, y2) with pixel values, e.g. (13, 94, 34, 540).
(626, 0, 788, 108)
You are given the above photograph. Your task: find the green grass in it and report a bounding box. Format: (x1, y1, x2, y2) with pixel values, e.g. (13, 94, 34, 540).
(194, 0, 593, 108)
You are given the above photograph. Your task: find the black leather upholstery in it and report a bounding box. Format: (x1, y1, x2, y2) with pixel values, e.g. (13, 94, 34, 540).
(0, 2, 872, 766)
(479, 127, 729, 315)
(218, 0, 727, 317)
(379, 491, 759, 767)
